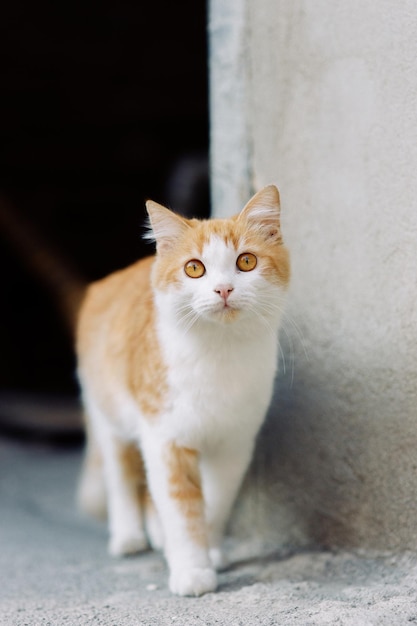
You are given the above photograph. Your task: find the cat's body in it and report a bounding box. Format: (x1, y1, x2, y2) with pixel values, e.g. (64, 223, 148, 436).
(76, 185, 290, 596)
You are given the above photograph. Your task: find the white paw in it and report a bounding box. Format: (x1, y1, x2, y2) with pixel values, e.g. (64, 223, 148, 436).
(108, 532, 148, 557)
(169, 567, 217, 596)
(209, 547, 228, 571)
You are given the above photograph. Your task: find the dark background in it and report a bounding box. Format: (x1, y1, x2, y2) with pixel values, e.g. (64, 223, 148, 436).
(0, 1, 209, 402)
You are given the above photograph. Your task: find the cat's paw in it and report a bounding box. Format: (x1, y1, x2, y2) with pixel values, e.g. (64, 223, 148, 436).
(169, 567, 217, 596)
(209, 547, 228, 571)
(108, 532, 148, 557)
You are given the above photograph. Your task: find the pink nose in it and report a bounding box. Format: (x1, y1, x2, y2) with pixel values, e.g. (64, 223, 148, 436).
(214, 284, 234, 302)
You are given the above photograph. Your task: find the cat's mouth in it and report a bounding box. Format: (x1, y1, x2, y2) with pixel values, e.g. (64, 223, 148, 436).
(211, 302, 240, 321)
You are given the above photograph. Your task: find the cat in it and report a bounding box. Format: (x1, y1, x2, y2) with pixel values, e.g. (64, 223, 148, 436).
(76, 184, 290, 596)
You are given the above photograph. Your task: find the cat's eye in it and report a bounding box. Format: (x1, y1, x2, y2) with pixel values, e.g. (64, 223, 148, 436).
(236, 253, 257, 272)
(184, 259, 206, 278)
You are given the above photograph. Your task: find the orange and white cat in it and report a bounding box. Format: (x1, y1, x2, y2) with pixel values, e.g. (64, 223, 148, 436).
(76, 184, 290, 596)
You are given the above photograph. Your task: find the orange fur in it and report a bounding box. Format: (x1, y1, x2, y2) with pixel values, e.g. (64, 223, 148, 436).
(118, 441, 159, 517)
(77, 256, 168, 421)
(119, 442, 146, 493)
(152, 215, 290, 292)
(165, 443, 206, 547)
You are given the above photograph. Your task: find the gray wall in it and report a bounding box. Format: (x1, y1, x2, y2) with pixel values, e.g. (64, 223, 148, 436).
(209, 0, 417, 551)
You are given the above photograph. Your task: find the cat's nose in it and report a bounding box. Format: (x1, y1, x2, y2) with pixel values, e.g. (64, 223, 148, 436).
(214, 284, 234, 302)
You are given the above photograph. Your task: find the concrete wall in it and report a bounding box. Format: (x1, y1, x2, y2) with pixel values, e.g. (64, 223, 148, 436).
(209, 0, 417, 551)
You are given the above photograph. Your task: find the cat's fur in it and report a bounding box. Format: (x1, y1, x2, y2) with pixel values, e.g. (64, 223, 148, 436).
(76, 185, 290, 596)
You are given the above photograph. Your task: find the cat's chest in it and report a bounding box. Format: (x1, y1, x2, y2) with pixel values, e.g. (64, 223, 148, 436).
(162, 323, 270, 382)
(155, 323, 278, 447)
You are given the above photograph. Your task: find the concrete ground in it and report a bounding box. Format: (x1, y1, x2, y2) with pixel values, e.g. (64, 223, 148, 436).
(1, 437, 417, 626)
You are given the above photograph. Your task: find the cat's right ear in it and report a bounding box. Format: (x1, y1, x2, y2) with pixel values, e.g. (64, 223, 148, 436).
(145, 200, 190, 253)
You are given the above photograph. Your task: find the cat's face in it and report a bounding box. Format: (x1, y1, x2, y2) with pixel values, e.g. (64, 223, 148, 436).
(146, 185, 290, 327)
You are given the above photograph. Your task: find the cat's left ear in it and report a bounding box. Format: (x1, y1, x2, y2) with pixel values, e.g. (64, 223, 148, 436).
(238, 185, 282, 243)
(145, 200, 190, 253)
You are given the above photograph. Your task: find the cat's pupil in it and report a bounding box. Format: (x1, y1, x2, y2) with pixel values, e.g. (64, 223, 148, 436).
(237, 252, 257, 272)
(184, 259, 205, 278)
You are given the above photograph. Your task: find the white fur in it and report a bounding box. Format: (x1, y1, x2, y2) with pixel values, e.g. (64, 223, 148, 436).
(79, 233, 287, 596)
(86, 400, 148, 556)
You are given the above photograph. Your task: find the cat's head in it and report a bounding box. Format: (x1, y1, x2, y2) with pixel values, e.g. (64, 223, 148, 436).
(145, 185, 290, 328)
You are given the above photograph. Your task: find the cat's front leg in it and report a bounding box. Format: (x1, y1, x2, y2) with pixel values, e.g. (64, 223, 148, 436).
(141, 433, 217, 596)
(201, 441, 255, 570)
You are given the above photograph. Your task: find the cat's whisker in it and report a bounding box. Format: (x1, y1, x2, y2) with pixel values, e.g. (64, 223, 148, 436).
(243, 298, 296, 383)
(176, 309, 196, 329)
(277, 339, 287, 376)
(280, 310, 309, 362)
(263, 305, 299, 385)
(175, 306, 201, 334)
(244, 301, 277, 337)
(252, 296, 306, 376)
(277, 323, 295, 386)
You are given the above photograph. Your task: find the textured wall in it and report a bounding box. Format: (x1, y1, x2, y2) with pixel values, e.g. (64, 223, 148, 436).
(209, 0, 417, 550)
(209, 0, 253, 216)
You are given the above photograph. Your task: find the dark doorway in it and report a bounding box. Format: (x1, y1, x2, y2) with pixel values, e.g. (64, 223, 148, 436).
(0, 1, 209, 405)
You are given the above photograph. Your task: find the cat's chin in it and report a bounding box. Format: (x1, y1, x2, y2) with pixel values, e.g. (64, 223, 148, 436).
(207, 306, 241, 324)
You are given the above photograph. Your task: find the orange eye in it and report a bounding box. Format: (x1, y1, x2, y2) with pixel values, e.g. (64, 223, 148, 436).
(236, 252, 257, 272)
(184, 259, 206, 278)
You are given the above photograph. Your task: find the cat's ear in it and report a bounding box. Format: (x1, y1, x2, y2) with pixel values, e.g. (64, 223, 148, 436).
(145, 200, 189, 253)
(238, 185, 282, 243)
